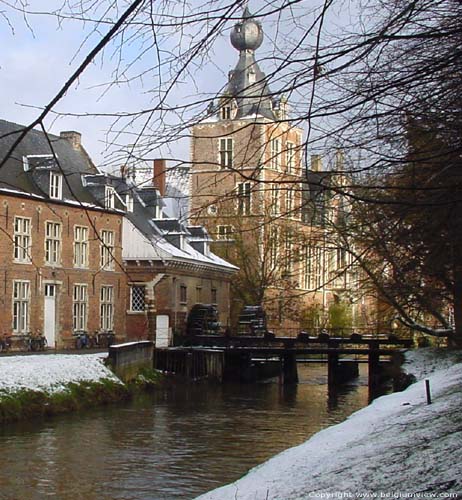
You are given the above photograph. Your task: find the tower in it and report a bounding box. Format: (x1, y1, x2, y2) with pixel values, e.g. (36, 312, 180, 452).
(189, 8, 326, 332)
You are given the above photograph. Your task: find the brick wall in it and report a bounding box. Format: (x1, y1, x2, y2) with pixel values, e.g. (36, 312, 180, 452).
(0, 193, 126, 348)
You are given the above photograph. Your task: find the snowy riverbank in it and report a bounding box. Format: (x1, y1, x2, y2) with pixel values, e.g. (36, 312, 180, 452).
(196, 348, 462, 499)
(0, 353, 128, 422)
(0, 353, 121, 394)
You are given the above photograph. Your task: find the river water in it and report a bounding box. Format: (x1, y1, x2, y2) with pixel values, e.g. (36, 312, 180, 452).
(0, 364, 370, 500)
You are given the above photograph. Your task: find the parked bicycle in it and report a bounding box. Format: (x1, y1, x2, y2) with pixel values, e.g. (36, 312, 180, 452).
(30, 330, 47, 351)
(0, 333, 11, 353)
(97, 330, 115, 348)
(74, 330, 91, 349)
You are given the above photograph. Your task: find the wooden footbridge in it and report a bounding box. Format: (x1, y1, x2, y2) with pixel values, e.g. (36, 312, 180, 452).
(154, 334, 413, 390)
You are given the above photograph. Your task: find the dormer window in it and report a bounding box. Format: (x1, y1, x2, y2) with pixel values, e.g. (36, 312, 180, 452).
(49, 172, 63, 200)
(221, 105, 231, 120)
(105, 186, 115, 209)
(125, 194, 133, 212)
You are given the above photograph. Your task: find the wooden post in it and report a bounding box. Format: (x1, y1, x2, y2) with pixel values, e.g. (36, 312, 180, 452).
(425, 379, 432, 404)
(327, 339, 340, 386)
(368, 340, 380, 392)
(282, 352, 298, 384)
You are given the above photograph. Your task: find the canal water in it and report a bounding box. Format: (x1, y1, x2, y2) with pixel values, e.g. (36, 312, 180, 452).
(0, 364, 370, 500)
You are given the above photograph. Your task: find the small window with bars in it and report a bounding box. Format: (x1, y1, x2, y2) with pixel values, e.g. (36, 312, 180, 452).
(130, 285, 146, 312)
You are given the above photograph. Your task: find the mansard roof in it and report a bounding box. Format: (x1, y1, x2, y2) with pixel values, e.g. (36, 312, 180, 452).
(0, 119, 119, 210)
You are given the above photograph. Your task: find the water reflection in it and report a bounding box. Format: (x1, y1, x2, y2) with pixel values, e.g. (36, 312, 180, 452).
(0, 364, 369, 500)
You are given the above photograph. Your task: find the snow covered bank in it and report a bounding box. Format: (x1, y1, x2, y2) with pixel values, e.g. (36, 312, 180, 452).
(0, 353, 121, 395)
(196, 348, 462, 499)
(0, 353, 128, 423)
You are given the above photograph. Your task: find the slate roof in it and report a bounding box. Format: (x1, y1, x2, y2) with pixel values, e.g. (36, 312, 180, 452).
(0, 119, 101, 206)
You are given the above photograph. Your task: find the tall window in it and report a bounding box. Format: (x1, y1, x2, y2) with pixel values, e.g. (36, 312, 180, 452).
(219, 138, 233, 168)
(100, 286, 114, 331)
(195, 286, 202, 303)
(105, 186, 115, 209)
(221, 105, 231, 120)
(268, 226, 279, 269)
(180, 285, 187, 304)
(286, 142, 295, 174)
(73, 284, 88, 331)
(130, 285, 145, 312)
(271, 139, 280, 170)
(211, 288, 217, 305)
(302, 245, 323, 290)
(13, 280, 30, 333)
(100, 230, 115, 270)
(45, 222, 61, 265)
(270, 184, 280, 215)
(237, 182, 251, 215)
(285, 188, 294, 216)
(49, 172, 63, 199)
(74, 226, 88, 268)
(14, 217, 31, 263)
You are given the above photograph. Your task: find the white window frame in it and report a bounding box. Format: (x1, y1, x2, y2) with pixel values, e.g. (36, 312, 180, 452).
(285, 188, 294, 216)
(13, 280, 30, 333)
(270, 139, 281, 170)
(221, 105, 231, 120)
(73, 225, 89, 268)
(45, 221, 62, 266)
(286, 142, 296, 174)
(217, 225, 233, 240)
(219, 138, 233, 168)
(13, 216, 31, 263)
(100, 230, 115, 270)
(49, 172, 63, 200)
(105, 186, 115, 209)
(125, 194, 134, 212)
(100, 285, 114, 331)
(237, 182, 251, 215)
(270, 184, 280, 215)
(130, 285, 146, 312)
(73, 284, 88, 331)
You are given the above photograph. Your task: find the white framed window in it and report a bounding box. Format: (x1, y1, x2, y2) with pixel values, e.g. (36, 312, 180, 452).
(14, 216, 31, 263)
(125, 194, 134, 212)
(286, 142, 296, 174)
(49, 172, 63, 199)
(219, 138, 233, 168)
(13, 280, 30, 333)
(73, 225, 88, 268)
(217, 225, 233, 240)
(45, 221, 61, 265)
(221, 105, 231, 120)
(100, 230, 115, 270)
(269, 226, 279, 269)
(130, 285, 146, 312)
(301, 245, 324, 290)
(285, 188, 294, 216)
(237, 182, 251, 215)
(270, 139, 281, 170)
(73, 284, 88, 331)
(105, 186, 115, 209)
(100, 285, 114, 331)
(270, 184, 280, 215)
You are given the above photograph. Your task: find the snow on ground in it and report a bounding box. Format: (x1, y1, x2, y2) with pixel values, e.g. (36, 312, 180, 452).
(0, 353, 121, 395)
(196, 348, 462, 499)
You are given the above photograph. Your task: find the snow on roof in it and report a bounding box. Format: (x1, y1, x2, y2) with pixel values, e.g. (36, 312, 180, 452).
(196, 348, 462, 499)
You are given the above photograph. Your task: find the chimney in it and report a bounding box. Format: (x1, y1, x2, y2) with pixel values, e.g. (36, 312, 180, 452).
(153, 159, 166, 196)
(60, 131, 82, 150)
(311, 154, 322, 172)
(120, 164, 128, 179)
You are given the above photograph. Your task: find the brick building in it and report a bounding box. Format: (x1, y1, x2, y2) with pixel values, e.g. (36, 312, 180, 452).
(0, 119, 126, 349)
(189, 9, 365, 333)
(115, 160, 237, 345)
